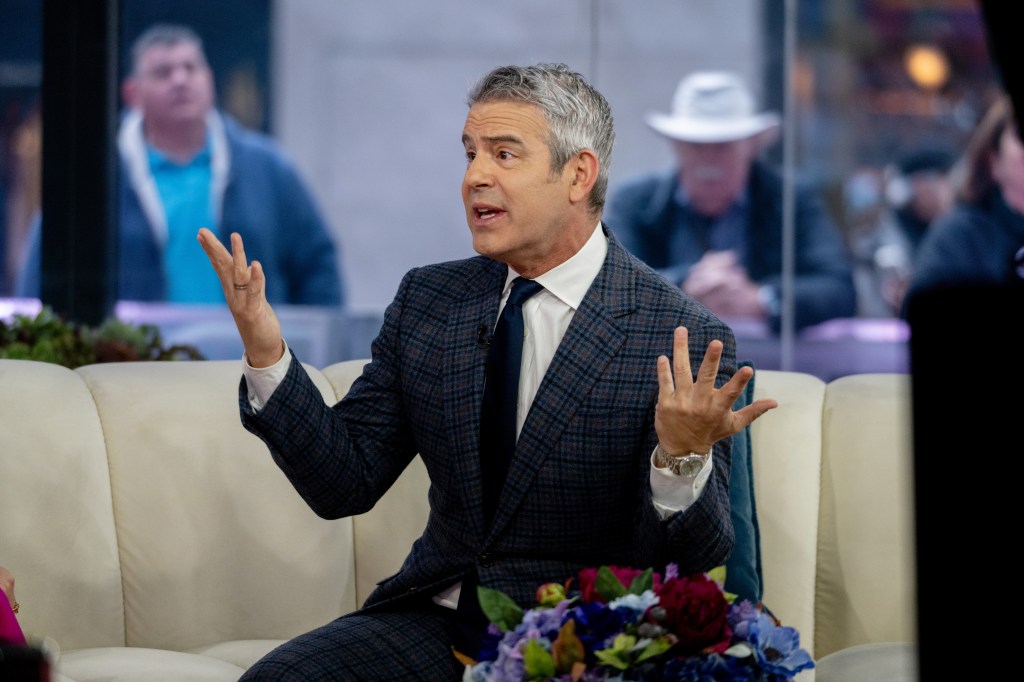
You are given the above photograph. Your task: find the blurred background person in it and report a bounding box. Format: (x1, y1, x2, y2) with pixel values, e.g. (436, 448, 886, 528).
(16, 23, 344, 306)
(903, 93, 1024, 314)
(604, 70, 857, 334)
(0, 564, 24, 646)
(846, 147, 957, 317)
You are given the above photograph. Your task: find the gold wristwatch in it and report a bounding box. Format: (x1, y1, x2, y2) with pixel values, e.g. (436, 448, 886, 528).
(654, 444, 709, 478)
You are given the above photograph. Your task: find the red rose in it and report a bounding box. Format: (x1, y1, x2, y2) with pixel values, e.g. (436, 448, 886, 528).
(652, 574, 732, 655)
(575, 567, 602, 602)
(575, 566, 663, 603)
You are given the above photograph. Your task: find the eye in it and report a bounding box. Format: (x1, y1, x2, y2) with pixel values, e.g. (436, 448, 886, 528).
(465, 150, 476, 162)
(497, 150, 514, 160)
(149, 65, 172, 80)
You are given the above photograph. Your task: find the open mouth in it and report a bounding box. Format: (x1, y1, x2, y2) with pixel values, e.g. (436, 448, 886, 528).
(473, 206, 506, 223)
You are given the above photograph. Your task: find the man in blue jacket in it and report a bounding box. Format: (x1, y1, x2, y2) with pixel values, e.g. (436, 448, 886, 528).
(604, 71, 855, 333)
(18, 23, 343, 306)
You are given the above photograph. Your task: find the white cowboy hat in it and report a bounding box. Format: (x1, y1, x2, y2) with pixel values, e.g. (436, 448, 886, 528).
(645, 71, 780, 143)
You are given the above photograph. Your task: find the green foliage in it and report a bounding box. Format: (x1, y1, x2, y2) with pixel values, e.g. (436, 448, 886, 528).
(0, 307, 205, 368)
(478, 584, 524, 633)
(522, 638, 556, 680)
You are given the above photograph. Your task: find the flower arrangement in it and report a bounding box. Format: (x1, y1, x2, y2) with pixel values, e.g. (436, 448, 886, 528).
(457, 564, 813, 682)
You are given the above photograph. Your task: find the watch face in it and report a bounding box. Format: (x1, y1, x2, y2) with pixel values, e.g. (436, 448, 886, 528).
(675, 455, 705, 478)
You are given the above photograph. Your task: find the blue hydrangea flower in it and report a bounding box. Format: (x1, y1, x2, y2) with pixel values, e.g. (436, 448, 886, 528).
(739, 612, 815, 678)
(662, 652, 760, 681)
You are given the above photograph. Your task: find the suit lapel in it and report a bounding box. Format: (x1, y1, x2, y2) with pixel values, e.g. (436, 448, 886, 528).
(487, 238, 636, 537)
(443, 258, 507, 540)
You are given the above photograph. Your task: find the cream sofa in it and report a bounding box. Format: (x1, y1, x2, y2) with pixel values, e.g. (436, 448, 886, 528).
(0, 358, 916, 681)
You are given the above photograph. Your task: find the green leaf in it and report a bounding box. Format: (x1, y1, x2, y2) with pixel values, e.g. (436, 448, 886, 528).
(477, 584, 523, 633)
(595, 566, 628, 601)
(635, 637, 673, 663)
(522, 639, 555, 680)
(627, 567, 654, 595)
(593, 633, 636, 671)
(707, 565, 727, 586)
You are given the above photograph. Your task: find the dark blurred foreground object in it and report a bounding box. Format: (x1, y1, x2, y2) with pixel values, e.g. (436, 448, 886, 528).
(979, 1, 1024, 134)
(906, 280, 1024, 682)
(0, 644, 51, 681)
(910, 4, 1024, 680)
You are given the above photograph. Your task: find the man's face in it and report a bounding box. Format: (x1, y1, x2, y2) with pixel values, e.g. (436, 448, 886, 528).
(462, 101, 580, 277)
(125, 41, 214, 128)
(906, 171, 953, 223)
(672, 138, 758, 217)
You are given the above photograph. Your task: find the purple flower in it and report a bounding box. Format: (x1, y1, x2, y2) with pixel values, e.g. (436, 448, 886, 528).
(738, 612, 815, 678)
(726, 600, 761, 639)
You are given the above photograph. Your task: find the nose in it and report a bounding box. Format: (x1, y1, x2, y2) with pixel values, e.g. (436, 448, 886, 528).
(463, 155, 493, 190)
(168, 64, 193, 86)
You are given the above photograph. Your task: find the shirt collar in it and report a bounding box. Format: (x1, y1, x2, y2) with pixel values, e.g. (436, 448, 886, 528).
(145, 135, 212, 169)
(505, 221, 607, 311)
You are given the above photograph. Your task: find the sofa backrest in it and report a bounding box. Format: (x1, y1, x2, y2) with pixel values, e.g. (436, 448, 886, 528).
(0, 359, 125, 651)
(815, 373, 915, 657)
(751, 371, 915, 660)
(748, 369, 827, 658)
(1, 358, 360, 654)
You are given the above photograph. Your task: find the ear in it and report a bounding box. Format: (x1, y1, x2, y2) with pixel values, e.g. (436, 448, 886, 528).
(567, 149, 599, 205)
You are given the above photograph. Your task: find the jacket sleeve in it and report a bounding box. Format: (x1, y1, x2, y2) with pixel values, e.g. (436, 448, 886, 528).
(273, 159, 346, 307)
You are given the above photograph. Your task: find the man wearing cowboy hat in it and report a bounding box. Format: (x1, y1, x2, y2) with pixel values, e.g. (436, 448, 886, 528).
(605, 71, 856, 333)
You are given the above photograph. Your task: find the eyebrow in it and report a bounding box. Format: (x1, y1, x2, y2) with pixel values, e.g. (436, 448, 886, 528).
(462, 133, 526, 147)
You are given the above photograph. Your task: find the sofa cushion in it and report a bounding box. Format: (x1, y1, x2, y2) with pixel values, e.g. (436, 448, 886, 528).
(58, 647, 244, 682)
(187, 639, 284, 670)
(723, 360, 762, 605)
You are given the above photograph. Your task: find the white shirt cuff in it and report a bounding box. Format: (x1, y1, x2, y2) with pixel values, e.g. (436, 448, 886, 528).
(242, 340, 291, 411)
(649, 447, 713, 519)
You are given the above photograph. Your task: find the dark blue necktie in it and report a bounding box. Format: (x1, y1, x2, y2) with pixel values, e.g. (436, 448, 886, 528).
(479, 277, 544, 522)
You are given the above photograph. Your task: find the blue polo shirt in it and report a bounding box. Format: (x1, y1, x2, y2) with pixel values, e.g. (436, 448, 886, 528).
(147, 142, 224, 303)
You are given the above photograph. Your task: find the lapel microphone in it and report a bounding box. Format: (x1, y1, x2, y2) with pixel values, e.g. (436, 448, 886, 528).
(476, 324, 491, 349)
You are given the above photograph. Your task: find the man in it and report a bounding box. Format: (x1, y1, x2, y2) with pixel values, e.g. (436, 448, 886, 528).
(17, 23, 343, 306)
(604, 71, 856, 333)
(199, 63, 776, 680)
(850, 147, 956, 316)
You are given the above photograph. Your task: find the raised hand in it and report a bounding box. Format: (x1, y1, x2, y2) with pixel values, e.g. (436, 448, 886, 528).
(654, 326, 777, 455)
(197, 228, 285, 367)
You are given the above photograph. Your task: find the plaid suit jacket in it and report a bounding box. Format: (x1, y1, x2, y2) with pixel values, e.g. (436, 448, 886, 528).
(241, 227, 737, 611)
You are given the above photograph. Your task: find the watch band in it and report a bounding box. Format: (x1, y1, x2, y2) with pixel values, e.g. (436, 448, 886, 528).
(654, 444, 709, 478)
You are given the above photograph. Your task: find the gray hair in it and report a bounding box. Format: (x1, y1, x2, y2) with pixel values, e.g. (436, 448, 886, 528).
(467, 63, 614, 215)
(129, 24, 207, 75)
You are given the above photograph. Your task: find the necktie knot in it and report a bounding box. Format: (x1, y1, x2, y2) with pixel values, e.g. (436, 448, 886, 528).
(506, 277, 544, 308)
